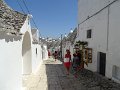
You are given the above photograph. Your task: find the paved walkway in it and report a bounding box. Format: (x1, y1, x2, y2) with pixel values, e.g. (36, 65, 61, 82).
(23, 58, 120, 90)
(23, 58, 85, 90)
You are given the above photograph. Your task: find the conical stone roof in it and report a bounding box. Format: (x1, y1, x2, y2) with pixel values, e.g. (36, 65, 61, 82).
(0, 0, 27, 35)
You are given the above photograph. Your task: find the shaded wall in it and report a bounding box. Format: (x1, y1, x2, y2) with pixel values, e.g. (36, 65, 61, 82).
(78, 0, 120, 83)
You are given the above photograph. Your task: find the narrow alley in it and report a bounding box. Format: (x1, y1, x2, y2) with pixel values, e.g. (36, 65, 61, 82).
(23, 58, 120, 90)
(1, 0, 120, 90)
(23, 58, 83, 90)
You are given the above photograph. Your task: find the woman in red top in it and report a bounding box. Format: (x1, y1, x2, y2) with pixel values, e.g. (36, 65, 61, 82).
(64, 49, 71, 75)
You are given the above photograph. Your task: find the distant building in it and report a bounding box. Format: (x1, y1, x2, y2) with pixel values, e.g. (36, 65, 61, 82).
(78, 0, 120, 83)
(62, 28, 77, 60)
(31, 28, 39, 43)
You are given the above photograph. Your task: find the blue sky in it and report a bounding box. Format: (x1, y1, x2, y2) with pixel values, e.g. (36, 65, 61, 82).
(5, 0, 77, 38)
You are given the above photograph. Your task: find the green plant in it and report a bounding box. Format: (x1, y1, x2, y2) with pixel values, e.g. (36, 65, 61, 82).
(74, 40, 88, 48)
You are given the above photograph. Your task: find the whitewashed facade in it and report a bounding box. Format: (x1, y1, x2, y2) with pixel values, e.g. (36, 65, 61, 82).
(31, 29, 43, 73)
(0, 1, 48, 90)
(0, 15, 32, 90)
(42, 44, 48, 60)
(78, 0, 120, 83)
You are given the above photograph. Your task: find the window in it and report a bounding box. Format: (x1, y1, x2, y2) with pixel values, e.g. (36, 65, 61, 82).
(87, 29, 92, 38)
(36, 48, 37, 55)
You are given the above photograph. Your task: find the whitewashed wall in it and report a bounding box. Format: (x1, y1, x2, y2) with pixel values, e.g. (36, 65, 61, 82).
(78, 0, 116, 24)
(42, 44, 48, 60)
(78, 8, 108, 72)
(0, 16, 32, 90)
(78, 0, 120, 83)
(31, 29, 39, 41)
(0, 16, 31, 90)
(32, 44, 42, 74)
(0, 39, 22, 90)
(21, 16, 33, 75)
(106, 1, 120, 83)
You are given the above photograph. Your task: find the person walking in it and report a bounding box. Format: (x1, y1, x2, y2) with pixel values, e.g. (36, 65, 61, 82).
(76, 50, 81, 67)
(64, 49, 71, 75)
(54, 51, 58, 61)
(72, 53, 79, 71)
(48, 50, 51, 58)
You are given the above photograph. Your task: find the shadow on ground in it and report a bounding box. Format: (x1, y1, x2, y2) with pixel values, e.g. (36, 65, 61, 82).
(45, 59, 86, 90)
(23, 58, 120, 90)
(45, 59, 120, 90)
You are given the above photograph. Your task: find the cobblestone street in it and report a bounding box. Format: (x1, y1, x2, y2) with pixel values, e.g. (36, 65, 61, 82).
(23, 58, 120, 90)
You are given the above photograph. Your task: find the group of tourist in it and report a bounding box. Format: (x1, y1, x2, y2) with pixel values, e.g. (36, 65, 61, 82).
(48, 50, 60, 60)
(48, 49, 82, 75)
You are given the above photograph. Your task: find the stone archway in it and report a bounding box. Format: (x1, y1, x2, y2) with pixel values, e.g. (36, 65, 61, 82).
(22, 31, 32, 75)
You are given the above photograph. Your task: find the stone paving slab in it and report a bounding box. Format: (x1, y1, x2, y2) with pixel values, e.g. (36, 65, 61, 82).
(71, 68, 120, 90)
(23, 58, 120, 90)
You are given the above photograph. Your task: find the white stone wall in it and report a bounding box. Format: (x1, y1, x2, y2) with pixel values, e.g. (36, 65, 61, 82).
(21, 16, 33, 75)
(0, 15, 44, 90)
(78, 8, 108, 72)
(0, 39, 22, 90)
(106, 1, 120, 83)
(78, 0, 120, 83)
(0, 16, 30, 90)
(0, 16, 32, 90)
(20, 16, 32, 35)
(22, 31, 32, 75)
(78, 0, 116, 24)
(31, 29, 39, 41)
(42, 44, 48, 60)
(32, 44, 42, 74)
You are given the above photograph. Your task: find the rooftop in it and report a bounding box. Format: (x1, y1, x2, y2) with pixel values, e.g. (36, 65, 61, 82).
(0, 0, 27, 35)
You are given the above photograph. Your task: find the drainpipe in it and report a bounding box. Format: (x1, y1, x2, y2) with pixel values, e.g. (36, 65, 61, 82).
(107, 6, 110, 51)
